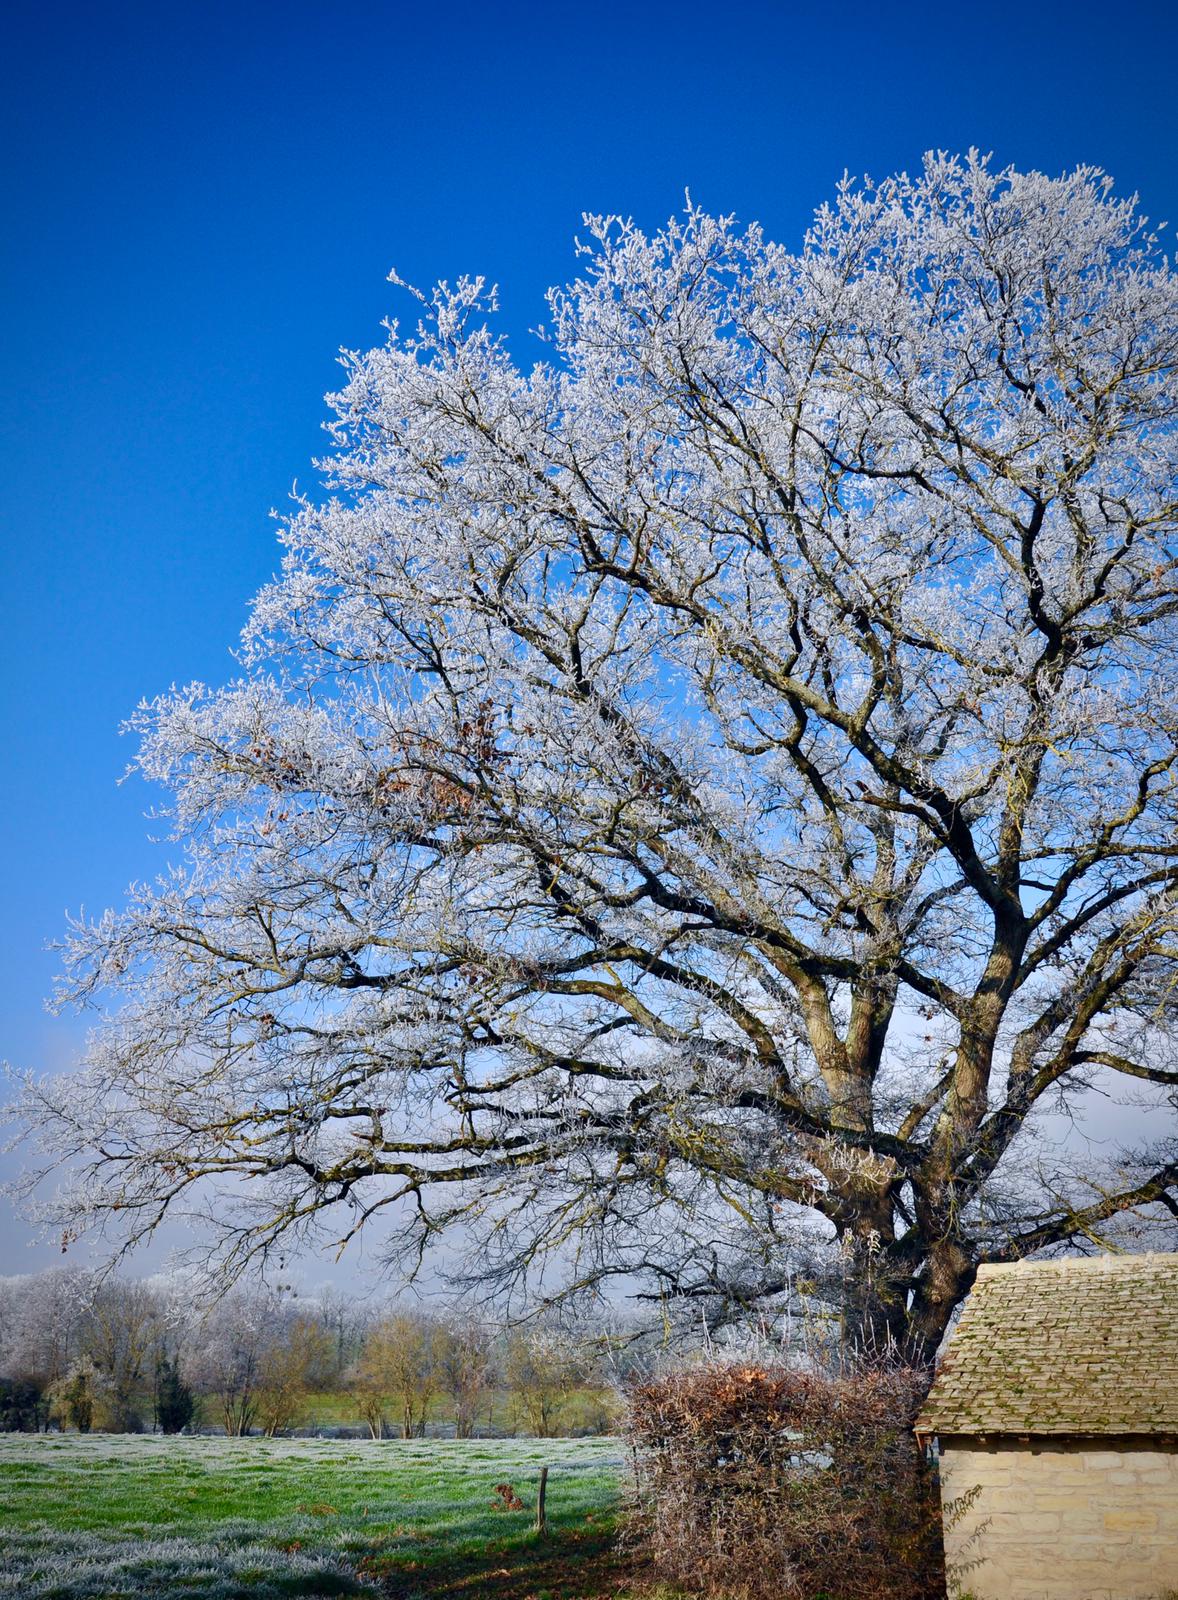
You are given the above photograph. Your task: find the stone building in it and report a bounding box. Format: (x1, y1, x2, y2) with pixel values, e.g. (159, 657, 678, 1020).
(915, 1254, 1178, 1599)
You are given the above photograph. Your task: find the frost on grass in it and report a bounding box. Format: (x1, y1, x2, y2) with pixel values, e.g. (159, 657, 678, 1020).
(0, 1435, 626, 1598)
(0, 1528, 373, 1599)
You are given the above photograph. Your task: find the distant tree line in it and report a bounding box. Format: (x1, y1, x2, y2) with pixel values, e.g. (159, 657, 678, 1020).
(0, 1269, 624, 1437)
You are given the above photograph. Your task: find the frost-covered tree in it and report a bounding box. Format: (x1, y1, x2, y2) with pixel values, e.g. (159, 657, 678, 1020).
(182, 1289, 272, 1436)
(80, 1276, 161, 1431)
(434, 1320, 494, 1438)
(0, 1270, 91, 1393)
(48, 1356, 110, 1433)
(15, 153, 1178, 1359)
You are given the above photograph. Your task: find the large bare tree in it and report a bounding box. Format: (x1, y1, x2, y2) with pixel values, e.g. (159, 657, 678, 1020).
(16, 153, 1178, 1358)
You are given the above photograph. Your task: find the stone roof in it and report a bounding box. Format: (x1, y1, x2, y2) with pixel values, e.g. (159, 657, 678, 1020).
(915, 1253, 1178, 1438)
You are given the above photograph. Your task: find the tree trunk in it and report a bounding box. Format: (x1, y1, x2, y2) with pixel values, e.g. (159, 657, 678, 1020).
(837, 1220, 970, 1374)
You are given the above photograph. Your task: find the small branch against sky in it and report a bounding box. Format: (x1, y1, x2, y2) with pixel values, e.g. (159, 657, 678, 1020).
(9, 151, 1178, 1358)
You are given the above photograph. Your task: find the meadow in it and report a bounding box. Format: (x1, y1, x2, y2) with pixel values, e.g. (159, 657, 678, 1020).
(0, 1434, 638, 1600)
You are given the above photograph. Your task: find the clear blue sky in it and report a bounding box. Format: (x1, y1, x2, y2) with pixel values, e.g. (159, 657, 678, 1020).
(2, 0, 1176, 1270)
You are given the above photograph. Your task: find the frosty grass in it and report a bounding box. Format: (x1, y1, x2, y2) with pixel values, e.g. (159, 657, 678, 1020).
(0, 1434, 624, 1598)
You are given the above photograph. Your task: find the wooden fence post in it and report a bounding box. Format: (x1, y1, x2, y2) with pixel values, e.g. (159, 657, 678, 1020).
(535, 1465, 548, 1535)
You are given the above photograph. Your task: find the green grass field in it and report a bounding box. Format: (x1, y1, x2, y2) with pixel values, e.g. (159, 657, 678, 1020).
(0, 1434, 640, 1600)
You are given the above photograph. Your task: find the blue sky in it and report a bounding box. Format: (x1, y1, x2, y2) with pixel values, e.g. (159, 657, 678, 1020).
(2, 0, 1176, 1273)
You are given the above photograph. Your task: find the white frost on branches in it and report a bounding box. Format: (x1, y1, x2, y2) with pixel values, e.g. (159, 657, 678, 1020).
(11, 153, 1178, 1353)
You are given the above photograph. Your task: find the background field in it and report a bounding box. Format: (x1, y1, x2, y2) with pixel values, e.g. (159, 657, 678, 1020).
(0, 1435, 640, 1600)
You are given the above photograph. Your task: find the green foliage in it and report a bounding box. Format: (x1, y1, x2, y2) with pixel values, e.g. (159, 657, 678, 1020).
(154, 1356, 195, 1435)
(0, 1375, 46, 1432)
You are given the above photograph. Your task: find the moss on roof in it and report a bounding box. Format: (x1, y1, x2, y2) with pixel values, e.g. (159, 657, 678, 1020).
(915, 1253, 1178, 1437)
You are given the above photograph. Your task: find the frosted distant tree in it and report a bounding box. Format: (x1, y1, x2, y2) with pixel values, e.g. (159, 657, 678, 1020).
(15, 153, 1178, 1359)
(80, 1276, 161, 1430)
(183, 1289, 273, 1436)
(48, 1356, 111, 1434)
(0, 1270, 89, 1391)
(435, 1320, 494, 1438)
(505, 1328, 582, 1437)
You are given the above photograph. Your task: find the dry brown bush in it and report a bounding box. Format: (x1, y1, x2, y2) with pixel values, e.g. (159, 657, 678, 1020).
(627, 1362, 944, 1600)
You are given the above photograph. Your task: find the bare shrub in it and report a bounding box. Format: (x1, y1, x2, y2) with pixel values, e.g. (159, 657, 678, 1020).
(627, 1361, 943, 1600)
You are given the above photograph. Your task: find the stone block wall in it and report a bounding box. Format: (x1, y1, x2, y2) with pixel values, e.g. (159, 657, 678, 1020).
(938, 1436, 1178, 1600)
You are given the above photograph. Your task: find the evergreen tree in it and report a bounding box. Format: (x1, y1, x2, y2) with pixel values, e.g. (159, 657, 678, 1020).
(154, 1354, 195, 1434)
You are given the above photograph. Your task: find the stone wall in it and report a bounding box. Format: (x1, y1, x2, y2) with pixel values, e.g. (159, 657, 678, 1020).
(938, 1435, 1178, 1600)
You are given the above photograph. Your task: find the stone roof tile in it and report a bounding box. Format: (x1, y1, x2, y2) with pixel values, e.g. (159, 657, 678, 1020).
(915, 1253, 1178, 1437)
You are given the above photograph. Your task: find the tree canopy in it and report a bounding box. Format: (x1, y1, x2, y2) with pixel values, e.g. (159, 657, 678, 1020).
(18, 152, 1178, 1356)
